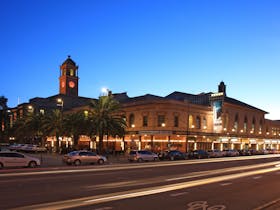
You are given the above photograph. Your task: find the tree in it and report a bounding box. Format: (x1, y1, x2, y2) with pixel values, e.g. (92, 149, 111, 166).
(63, 111, 88, 150)
(89, 95, 126, 154)
(42, 109, 64, 153)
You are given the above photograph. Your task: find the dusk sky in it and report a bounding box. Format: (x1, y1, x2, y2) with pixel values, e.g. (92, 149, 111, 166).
(1, 0, 280, 119)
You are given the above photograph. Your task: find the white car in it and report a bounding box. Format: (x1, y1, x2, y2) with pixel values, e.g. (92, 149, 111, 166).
(0, 151, 41, 168)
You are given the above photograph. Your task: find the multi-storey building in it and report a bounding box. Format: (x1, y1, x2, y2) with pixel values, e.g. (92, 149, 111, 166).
(6, 57, 280, 153)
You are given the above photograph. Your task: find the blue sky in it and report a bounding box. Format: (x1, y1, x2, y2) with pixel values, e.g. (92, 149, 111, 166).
(1, 0, 280, 119)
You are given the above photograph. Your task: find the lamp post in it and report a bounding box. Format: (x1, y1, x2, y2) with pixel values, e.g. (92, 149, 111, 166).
(56, 98, 64, 153)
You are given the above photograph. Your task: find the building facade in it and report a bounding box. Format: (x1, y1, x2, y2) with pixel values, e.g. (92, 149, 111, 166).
(5, 57, 280, 153)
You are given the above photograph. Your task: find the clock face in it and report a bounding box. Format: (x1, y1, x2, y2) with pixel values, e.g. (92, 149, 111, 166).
(69, 81, 75, 88)
(61, 81, 65, 88)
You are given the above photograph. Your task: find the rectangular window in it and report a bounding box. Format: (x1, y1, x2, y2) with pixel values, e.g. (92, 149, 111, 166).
(174, 116, 179, 127)
(143, 116, 148, 127)
(158, 115, 165, 127)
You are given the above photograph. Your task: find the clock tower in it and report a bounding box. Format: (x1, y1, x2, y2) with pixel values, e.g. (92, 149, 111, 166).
(59, 55, 79, 97)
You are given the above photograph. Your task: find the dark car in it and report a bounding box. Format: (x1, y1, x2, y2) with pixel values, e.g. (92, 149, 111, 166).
(161, 150, 187, 161)
(188, 150, 209, 159)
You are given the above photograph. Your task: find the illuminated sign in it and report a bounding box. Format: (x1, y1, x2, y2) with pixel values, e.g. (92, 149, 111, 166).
(213, 100, 223, 132)
(211, 92, 224, 97)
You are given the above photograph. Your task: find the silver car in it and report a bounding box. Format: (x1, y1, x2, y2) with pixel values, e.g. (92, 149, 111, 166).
(128, 150, 159, 162)
(0, 151, 40, 168)
(62, 150, 107, 166)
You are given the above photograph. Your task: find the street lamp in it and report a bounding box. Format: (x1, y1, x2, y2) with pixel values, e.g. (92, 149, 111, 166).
(101, 87, 109, 96)
(57, 98, 64, 111)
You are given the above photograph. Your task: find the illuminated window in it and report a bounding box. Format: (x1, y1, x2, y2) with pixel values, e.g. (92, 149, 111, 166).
(39, 109, 45, 115)
(188, 115, 193, 128)
(70, 69, 74, 76)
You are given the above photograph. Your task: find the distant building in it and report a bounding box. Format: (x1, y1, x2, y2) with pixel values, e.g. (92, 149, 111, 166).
(6, 57, 280, 152)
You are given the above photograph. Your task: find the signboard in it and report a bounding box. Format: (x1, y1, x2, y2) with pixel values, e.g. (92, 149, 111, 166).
(213, 100, 223, 132)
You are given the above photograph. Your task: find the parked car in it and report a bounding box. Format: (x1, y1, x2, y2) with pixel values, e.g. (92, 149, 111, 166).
(224, 149, 239, 157)
(23, 145, 47, 153)
(238, 149, 251, 156)
(207, 149, 224, 158)
(188, 150, 209, 159)
(9, 144, 25, 151)
(128, 150, 159, 162)
(160, 150, 187, 161)
(62, 150, 107, 166)
(0, 151, 40, 169)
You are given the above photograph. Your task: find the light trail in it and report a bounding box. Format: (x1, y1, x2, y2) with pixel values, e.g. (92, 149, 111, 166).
(84, 161, 280, 190)
(2, 154, 280, 177)
(12, 164, 280, 210)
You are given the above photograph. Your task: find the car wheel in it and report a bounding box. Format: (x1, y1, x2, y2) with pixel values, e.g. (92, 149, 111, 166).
(137, 158, 143, 162)
(74, 160, 81, 166)
(98, 159, 105, 165)
(28, 161, 37, 168)
(154, 157, 159, 161)
(0, 162, 3, 169)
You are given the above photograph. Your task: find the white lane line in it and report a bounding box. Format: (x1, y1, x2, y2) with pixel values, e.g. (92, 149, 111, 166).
(170, 191, 189, 197)
(253, 198, 280, 210)
(252, 176, 262, 179)
(94, 207, 113, 210)
(220, 182, 232, 186)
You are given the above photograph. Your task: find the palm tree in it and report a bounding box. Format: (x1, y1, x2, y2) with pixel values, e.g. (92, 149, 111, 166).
(24, 113, 46, 145)
(63, 111, 88, 150)
(89, 95, 126, 154)
(42, 109, 64, 153)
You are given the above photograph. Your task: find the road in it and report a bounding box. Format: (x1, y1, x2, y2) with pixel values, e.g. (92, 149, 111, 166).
(1, 155, 280, 210)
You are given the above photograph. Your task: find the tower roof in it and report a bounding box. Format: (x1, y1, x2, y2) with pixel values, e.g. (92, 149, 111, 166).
(62, 55, 76, 66)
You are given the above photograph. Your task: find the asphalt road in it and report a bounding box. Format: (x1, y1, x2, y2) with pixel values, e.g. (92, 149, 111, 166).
(1, 155, 280, 210)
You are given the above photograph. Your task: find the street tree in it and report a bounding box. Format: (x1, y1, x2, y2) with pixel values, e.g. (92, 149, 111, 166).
(89, 95, 126, 154)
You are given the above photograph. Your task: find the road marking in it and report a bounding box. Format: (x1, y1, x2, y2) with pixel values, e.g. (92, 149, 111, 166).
(82, 162, 279, 191)
(13, 166, 280, 210)
(170, 191, 188, 197)
(220, 182, 232, 186)
(252, 176, 262, 179)
(94, 207, 113, 210)
(253, 198, 280, 210)
(186, 201, 226, 210)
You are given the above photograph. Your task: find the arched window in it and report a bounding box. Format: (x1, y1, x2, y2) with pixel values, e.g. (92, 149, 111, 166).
(244, 116, 248, 132)
(252, 117, 255, 133)
(188, 115, 194, 128)
(196, 116, 201, 129)
(129, 114, 135, 127)
(234, 114, 238, 131)
(223, 113, 229, 130)
(202, 117, 207, 129)
(259, 119, 263, 133)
